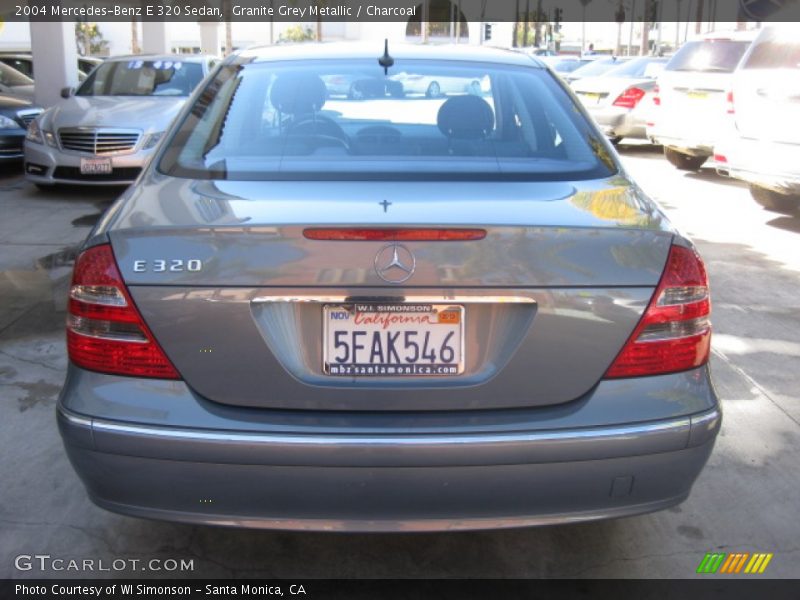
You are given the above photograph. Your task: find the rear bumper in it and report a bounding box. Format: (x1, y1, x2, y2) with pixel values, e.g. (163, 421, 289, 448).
(586, 106, 645, 140)
(651, 135, 714, 157)
(58, 385, 721, 531)
(715, 136, 800, 195)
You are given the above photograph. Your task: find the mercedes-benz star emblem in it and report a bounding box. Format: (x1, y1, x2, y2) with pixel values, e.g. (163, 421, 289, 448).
(374, 243, 416, 284)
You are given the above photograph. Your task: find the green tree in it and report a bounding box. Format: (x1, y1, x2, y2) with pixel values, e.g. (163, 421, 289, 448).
(279, 25, 315, 43)
(75, 22, 109, 56)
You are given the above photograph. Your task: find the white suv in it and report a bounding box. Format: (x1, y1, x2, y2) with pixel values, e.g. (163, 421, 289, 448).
(649, 30, 755, 171)
(715, 25, 800, 212)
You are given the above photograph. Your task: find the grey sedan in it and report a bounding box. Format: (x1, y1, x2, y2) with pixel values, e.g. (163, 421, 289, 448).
(57, 43, 719, 531)
(24, 54, 214, 187)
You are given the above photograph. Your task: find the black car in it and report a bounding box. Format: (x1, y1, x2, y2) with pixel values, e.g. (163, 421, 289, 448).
(0, 93, 42, 161)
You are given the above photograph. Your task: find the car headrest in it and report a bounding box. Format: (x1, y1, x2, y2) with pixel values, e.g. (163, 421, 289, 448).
(270, 73, 327, 115)
(437, 95, 495, 140)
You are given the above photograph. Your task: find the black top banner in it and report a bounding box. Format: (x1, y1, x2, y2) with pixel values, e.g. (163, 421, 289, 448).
(1, 0, 799, 23)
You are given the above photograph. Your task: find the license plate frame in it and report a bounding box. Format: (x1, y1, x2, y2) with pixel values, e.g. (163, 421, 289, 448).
(79, 157, 112, 175)
(322, 303, 465, 377)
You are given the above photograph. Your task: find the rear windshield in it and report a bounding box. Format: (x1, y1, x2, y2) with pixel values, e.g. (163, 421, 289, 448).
(0, 57, 33, 78)
(76, 59, 204, 97)
(666, 40, 750, 73)
(0, 61, 33, 86)
(743, 30, 800, 70)
(552, 60, 586, 73)
(569, 58, 627, 79)
(159, 59, 615, 181)
(606, 57, 667, 79)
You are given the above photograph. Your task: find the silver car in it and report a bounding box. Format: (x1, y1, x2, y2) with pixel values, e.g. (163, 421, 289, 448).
(24, 54, 214, 188)
(572, 56, 667, 143)
(57, 44, 719, 531)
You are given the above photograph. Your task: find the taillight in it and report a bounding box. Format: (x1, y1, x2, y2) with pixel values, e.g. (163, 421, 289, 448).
(652, 84, 661, 106)
(612, 87, 647, 109)
(726, 90, 735, 114)
(604, 244, 711, 379)
(67, 244, 179, 379)
(303, 228, 487, 241)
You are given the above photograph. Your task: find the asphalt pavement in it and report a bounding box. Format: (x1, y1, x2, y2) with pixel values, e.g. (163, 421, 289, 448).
(1, 146, 798, 579)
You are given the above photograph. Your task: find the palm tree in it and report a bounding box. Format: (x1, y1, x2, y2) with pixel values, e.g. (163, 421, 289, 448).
(131, 18, 140, 54)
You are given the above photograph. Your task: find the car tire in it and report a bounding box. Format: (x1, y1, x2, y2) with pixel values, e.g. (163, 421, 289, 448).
(426, 81, 441, 98)
(664, 147, 707, 171)
(750, 185, 799, 213)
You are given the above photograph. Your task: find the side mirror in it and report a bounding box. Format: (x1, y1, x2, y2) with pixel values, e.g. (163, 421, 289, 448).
(60, 87, 74, 99)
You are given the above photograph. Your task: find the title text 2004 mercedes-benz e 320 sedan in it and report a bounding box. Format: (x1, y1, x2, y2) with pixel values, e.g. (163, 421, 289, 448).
(57, 44, 719, 531)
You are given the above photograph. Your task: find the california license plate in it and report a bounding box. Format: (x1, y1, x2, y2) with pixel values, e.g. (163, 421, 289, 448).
(581, 92, 601, 104)
(80, 157, 112, 175)
(323, 303, 464, 376)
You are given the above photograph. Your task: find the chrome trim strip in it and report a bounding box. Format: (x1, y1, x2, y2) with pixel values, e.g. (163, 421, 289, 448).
(59, 409, 92, 429)
(252, 295, 537, 305)
(60, 404, 693, 448)
(690, 409, 720, 429)
(93, 494, 689, 532)
(57, 126, 142, 156)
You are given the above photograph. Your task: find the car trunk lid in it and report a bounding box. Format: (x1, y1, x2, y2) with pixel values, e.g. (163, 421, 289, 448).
(105, 178, 673, 411)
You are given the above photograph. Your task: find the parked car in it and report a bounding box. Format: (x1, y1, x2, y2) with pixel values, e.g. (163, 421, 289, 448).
(24, 54, 214, 188)
(57, 43, 719, 531)
(0, 93, 42, 161)
(572, 56, 668, 143)
(0, 61, 35, 99)
(563, 56, 630, 84)
(0, 53, 99, 81)
(77, 56, 104, 76)
(322, 73, 403, 99)
(389, 70, 485, 97)
(648, 30, 756, 170)
(714, 25, 800, 212)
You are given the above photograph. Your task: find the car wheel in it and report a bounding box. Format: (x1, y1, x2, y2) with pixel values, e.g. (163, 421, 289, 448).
(664, 147, 707, 171)
(750, 185, 799, 213)
(426, 81, 441, 98)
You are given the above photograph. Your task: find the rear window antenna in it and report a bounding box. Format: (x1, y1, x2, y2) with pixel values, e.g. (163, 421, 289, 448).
(378, 39, 394, 75)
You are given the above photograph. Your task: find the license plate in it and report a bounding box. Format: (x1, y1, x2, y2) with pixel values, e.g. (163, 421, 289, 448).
(580, 92, 602, 105)
(323, 303, 464, 377)
(80, 157, 112, 175)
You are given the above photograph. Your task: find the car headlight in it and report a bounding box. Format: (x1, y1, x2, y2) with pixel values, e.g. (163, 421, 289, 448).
(43, 131, 57, 147)
(25, 119, 43, 144)
(0, 115, 18, 129)
(142, 132, 165, 150)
